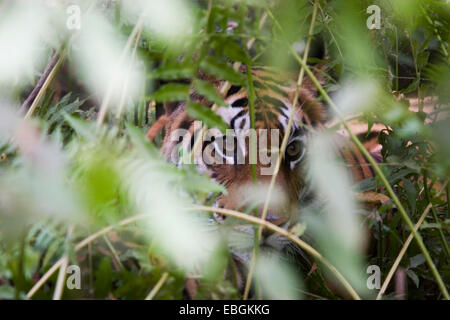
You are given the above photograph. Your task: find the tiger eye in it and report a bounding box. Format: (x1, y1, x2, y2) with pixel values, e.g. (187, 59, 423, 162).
(286, 140, 301, 158)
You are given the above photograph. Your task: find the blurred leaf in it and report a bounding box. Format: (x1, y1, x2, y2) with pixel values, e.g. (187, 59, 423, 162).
(222, 39, 251, 64)
(94, 257, 113, 298)
(126, 124, 159, 158)
(193, 79, 226, 106)
(0, 285, 15, 299)
(255, 254, 303, 300)
(64, 115, 96, 141)
(200, 56, 246, 85)
(149, 64, 195, 80)
(409, 254, 425, 269)
(406, 269, 420, 288)
(151, 83, 190, 102)
(186, 102, 229, 133)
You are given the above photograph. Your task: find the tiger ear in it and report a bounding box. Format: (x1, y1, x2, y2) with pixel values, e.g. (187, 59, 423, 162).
(296, 64, 327, 125)
(301, 64, 326, 95)
(297, 88, 326, 125)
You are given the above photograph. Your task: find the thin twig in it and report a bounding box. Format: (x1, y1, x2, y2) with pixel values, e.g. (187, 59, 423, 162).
(27, 205, 360, 300)
(26, 258, 65, 299)
(194, 205, 361, 300)
(52, 256, 69, 300)
(96, 15, 145, 130)
(116, 25, 143, 121)
(19, 52, 60, 115)
(74, 214, 149, 252)
(103, 235, 125, 270)
(52, 226, 74, 300)
(145, 272, 169, 300)
(26, 214, 149, 299)
(20, 1, 98, 119)
(376, 181, 449, 300)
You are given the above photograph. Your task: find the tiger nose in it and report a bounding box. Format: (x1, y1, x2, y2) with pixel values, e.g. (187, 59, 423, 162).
(262, 214, 288, 237)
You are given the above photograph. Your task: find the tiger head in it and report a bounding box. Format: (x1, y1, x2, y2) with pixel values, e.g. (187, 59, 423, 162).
(150, 67, 326, 258)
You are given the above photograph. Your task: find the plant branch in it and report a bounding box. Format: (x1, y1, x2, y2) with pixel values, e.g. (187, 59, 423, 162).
(26, 258, 65, 299)
(145, 272, 169, 300)
(19, 52, 61, 116)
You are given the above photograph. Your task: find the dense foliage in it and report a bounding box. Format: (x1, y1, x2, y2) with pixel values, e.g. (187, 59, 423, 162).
(0, 0, 449, 300)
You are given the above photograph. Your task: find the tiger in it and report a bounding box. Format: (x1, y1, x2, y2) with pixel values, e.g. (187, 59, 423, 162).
(146, 65, 380, 298)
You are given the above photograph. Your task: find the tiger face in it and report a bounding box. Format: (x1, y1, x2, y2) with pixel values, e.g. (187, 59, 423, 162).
(152, 67, 326, 259)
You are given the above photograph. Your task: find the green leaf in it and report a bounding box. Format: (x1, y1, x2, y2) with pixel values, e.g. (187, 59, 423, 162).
(409, 254, 425, 269)
(182, 167, 226, 194)
(0, 285, 15, 299)
(402, 178, 417, 213)
(400, 79, 419, 94)
(45, 93, 85, 130)
(64, 115, 95, 140)
(126, 123, 159, 158)
(94, 257, 113, 298)
(151, 84, 190, 102)
(406, 269, 420, 288)
(203, 246, 228, 282)
(186, 102, 229, 133)
(290, 222, 307, 237)
(200, 57, 246, 85)
(193, 79, 226, 106)
(417, 51, 430, 70)
(149, 65, 195, 80)
(222, 39, 251, 65)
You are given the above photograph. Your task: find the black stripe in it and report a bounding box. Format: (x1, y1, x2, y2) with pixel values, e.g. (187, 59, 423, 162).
(347, 147, 366, 179)
(189, 134, 195, 152)
(179, 119, 193, 130)
(231, 98, 248, 108)
(277, 122, 285, 136)
(230, 110, 246, 129)
(227, 85, 242, 96)
(280, 110, 289, 119)
(364, 153, 377, 177)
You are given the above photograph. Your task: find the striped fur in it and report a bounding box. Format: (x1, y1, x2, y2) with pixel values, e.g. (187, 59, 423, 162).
(146, 66, 379, 296)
